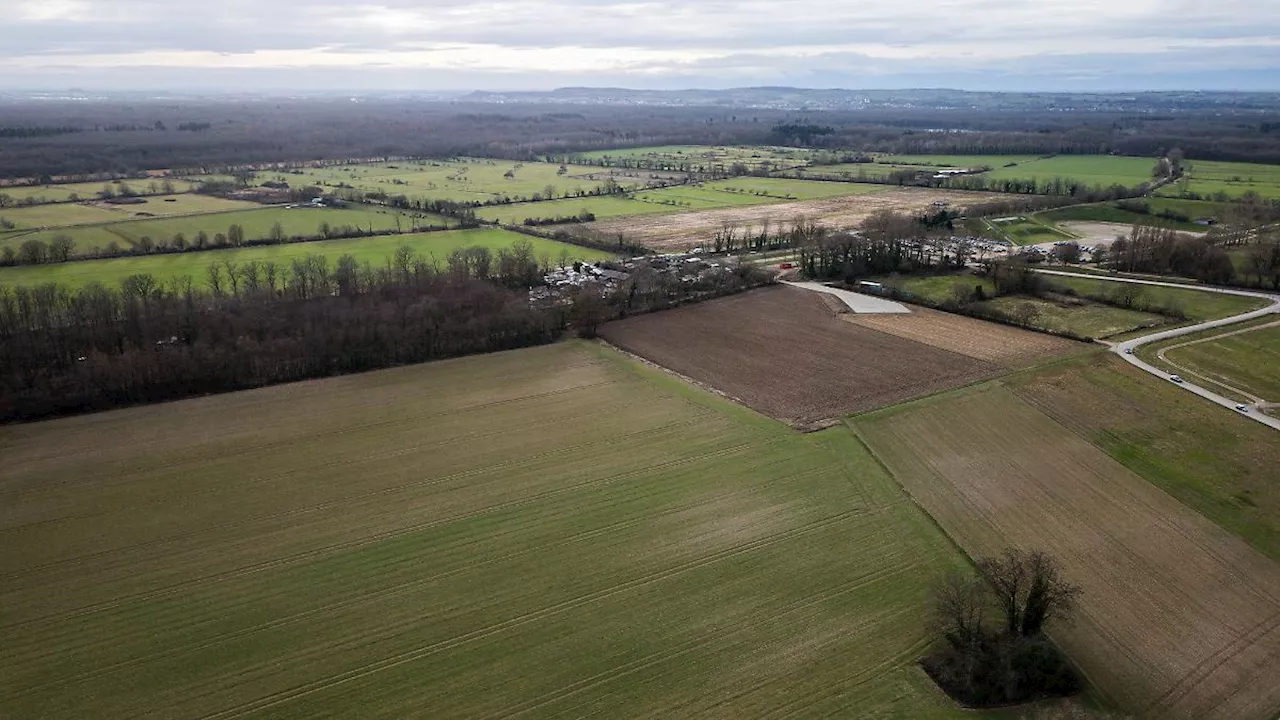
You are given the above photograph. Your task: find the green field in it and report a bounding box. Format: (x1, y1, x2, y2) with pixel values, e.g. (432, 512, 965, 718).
(478, 179, 883, 224)
(475, 195, 682, 224)
(873, 155, 1044, 169)
(703, 177, 882, 200)
(0, 179, 200, 204)
(0, 228, 608, 289)
(0, 341, 973, 719)
(1160, 321, 1280, 401)
(249, 159, 648, 205)
(0, 194, 262, 233)
(875, 273, 1175, 338)
(1044, 275, 1270, 321)
(978, 296, 1167, 338)
(877, 273, 996, 304)
(0, 202, 128, 229)
(983, 155, 1157, 188)
(1158, 160, 1280, 200)
(1008, 352, 1280, 560)
(2, 205, 449, 257)
(987, 216, 1075, 245)
(1036, 201, 1218, 232)
(572, 145, 814, 169)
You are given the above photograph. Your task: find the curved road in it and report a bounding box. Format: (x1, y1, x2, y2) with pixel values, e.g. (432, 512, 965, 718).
(1034, 269, 1280, 431)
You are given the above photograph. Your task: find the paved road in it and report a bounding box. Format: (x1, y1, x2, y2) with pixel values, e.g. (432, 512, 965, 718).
(1034, 269, 1280, 431)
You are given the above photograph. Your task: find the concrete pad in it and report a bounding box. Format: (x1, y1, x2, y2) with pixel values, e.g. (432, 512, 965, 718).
(782, 281, 912, 314)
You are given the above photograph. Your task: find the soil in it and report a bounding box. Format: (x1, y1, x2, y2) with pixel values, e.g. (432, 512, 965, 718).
(598, 285, 1005, 426)
(842, 305, 1083, 368)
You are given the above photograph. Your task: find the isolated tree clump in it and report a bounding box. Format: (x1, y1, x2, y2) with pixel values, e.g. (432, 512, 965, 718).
(924, 549, 1082, 707)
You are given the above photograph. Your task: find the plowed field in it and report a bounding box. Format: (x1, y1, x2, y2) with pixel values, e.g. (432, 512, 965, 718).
(598, 285, 1004, 426)
(854, 384, 1280, 720)
(842, 306, 1084, 368)
(588, 188, 1016, 251)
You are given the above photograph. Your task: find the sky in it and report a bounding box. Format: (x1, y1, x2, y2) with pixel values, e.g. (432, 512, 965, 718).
(3, 0, 1279, 93)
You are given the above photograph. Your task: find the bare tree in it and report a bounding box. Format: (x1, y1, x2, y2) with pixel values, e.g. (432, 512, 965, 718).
(48, 234, 75, 263)
(977, 549, 1081, 637)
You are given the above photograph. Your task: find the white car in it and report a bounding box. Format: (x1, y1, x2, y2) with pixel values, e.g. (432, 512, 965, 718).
(1124, 348, 1134, 355)
(1170, 375, 1184, 383)
(1235, 404, 1249, 412)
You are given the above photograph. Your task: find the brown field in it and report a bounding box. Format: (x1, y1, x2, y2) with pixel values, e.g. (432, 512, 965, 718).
(598, 285, 1005, 427)
(842, 305, 1084, 368)
(854, 384, 1280, 720)
(588, 188, 1017, 251)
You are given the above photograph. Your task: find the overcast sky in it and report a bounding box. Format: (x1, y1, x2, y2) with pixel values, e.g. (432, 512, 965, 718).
(4, 0, 1279, 92)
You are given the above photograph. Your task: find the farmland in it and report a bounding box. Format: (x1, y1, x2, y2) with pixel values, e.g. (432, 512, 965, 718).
(841, 306, 1084, 367)
(1, 204, 449, 258)
(0, 228, 608, 289)
(854, 376, 1280, 719)
(599, 285, 1018, 427)
(588, 187, 1011, 252)
(0, 341, 974, 719)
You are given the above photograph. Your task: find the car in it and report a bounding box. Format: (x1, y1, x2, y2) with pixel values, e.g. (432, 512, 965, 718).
(1170, 375, 1184, 383)
(1124, 348, 1134, 355)
(1236, 404, 1249, 412)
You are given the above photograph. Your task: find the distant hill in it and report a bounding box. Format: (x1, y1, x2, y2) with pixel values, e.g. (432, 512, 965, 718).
(461, 87, 1280, 113)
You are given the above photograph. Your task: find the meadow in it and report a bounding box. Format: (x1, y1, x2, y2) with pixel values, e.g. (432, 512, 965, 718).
(1155, 320, 1280, 403)
(0, 341, 974, 719)
(872, 154, 1044, 169)
(0, 178, 200, 204)
(2, 205, 449, 258)
(573, 144, 814, 169)
(986, 216, 1075, 245)
(1158, 160, 1280, 200)
(1044, 275, 1270, 321)
(875, 270, 1192, 338)
(253, 159, 654, 204)
(0, 228, 607, 289)
(478, 179, 884, 224)
(0, 194, 262, 232)
(1036, 199, 1221, 232)
(982, 155, 1157, 188)
(474, 195, 679, 224)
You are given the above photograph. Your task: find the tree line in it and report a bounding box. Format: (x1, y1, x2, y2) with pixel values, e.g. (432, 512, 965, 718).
(0, 240, 771, 421)
(8, 97, 1280, 180)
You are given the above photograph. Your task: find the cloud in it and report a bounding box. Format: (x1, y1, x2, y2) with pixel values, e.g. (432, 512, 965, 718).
(0, 0, 1276, 90)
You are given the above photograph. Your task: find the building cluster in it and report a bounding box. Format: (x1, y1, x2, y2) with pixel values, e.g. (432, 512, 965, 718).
(529, 252, 739, 306)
